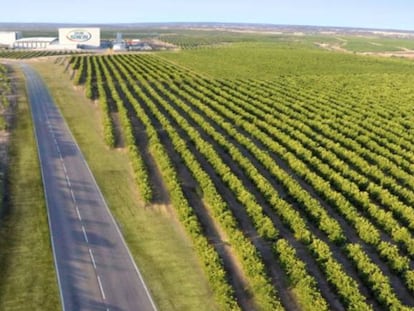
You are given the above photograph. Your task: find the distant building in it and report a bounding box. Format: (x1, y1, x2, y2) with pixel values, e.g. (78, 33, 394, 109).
(113, 42, 127, 51)
(112, 32, 127, 51)
(0, 28, 101, 50)
(13, 37, 58, 49)
(0, 31, 22, 48)
(128, 42, 152, 51)
(58, 28, 101, 49)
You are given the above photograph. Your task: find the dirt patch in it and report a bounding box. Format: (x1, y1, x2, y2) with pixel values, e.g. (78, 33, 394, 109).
(361, 50, 414, 58)
(315, 40, 414, 59)
(109, 111, 125, 148)
(315, 42, 349, 53)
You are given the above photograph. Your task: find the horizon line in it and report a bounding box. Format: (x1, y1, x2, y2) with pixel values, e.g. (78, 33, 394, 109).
(0, 21, 413, 33)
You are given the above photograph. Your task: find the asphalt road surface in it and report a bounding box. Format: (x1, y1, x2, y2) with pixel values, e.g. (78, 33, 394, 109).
(22, 64, 157, 311)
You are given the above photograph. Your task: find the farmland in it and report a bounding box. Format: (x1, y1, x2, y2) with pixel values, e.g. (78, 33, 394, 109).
(0, 50, 84, 59)
(65, 39, 414, 310)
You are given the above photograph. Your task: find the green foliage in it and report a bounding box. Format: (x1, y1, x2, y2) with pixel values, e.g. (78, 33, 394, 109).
(346, 243, 406, 310)
(98, 56, 153, 203)
(81, 55, 241, 310)
(341, 36, 414, 52)
(67, 45, 414, 310)
(161, 41, 414, 79)
(274, 239, 328, 311)
(72, 56, 85, 85)
(0, 50, 84, 59)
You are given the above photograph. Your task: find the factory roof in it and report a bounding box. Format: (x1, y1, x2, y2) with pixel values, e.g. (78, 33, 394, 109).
(15, 37, 57, 43)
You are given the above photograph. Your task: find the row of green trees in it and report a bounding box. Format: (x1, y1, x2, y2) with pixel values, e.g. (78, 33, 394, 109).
(346, 243, 411, 310)
(228, 78, 414, 251)
(111, 54, 373, 310)
(139, 55, 414, 301)
(246, 78, 414, 208)
(72, 55, 85, 85)
(274, 239, 328, 311)
(94, 55, 241, 310)
(0, 50, 81, 59)
(73, 53, 414, 309)
(107, 54, 283, 310)
(211, 78, 414, 292)
(266, 76, 414, 162)
(169, 75, 344, 242)
(97, 56, 153, 203)
(93, 57, 115, 148)
(213, 77, 411, 248)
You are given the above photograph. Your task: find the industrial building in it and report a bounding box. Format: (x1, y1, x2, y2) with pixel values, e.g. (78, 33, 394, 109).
(13, 37, 58, 49)
(0, 31, 22, 48)
(0, 28, 101, 50)
(58, 28, 101, 49)
(112, 32, 127, 51)
(111, 34, 153, 52)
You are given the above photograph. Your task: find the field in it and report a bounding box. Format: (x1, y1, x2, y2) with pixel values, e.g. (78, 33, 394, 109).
(161, 41, 414, 79)
(160, 29, 414, 53)
(0, 27, 414, 310)
(339, 36, 414, 52)
(65, 38, 414, 311)
(0, 50, 84, 59)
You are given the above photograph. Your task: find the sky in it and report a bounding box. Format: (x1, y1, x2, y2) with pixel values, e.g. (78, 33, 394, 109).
(2, 0, 414, 31)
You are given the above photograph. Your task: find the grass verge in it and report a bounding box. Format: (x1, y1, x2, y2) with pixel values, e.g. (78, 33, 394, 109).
(31, 59, 218, 311)
(0, 65, 60, 310)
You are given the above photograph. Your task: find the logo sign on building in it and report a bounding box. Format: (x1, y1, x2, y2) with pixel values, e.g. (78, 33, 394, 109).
(66, 30, 92, 42)
(59, 27, 100, 47)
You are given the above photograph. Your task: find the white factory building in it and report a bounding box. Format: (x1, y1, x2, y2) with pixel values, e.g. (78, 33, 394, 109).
(58, 28, 101, 49)
(13, 37, 58, 49)
(0, 28, 101, 50)
(0, 31, 22, 48)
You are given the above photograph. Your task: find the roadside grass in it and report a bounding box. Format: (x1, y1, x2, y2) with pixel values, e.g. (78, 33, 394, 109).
(0, 65, 60, 310)
(31, 59, 218, 311)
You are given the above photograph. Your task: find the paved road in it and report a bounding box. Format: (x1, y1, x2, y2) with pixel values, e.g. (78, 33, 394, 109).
(22, 64, 157, 311)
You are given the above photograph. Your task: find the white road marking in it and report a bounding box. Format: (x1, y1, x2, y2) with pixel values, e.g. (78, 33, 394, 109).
(81, 226, 89, 243)
(62, 164, 67, 174)
(70, 189, 76, 203)
(89, 248, 97, 269)
(75, 207, 82, 221)
(65, 175, 71, 188)
(97, 275, 106, 300)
